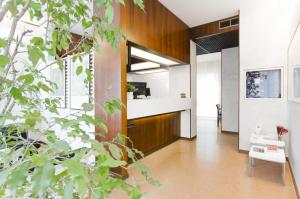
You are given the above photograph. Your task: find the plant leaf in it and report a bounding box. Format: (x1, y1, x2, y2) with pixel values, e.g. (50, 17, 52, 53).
(32, 163, 55, 197)
(0, 55, 9, 67)
(76, 65, 83, 75)
(63, 181, 73, 199)
(82, 103, 93, 111)
(0, 39, 7, 48)
(100, 159, 126, 168)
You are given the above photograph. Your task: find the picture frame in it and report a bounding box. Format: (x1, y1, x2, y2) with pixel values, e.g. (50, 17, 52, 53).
(245, 68, 283, 99)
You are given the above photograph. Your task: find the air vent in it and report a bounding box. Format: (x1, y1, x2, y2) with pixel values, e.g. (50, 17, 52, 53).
(231, 18, 239, 26)
(219, 17, 239, 29)
(219, 20, 231, 29)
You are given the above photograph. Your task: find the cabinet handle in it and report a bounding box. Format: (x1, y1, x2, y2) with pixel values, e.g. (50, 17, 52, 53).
(127, 124, 136, 129)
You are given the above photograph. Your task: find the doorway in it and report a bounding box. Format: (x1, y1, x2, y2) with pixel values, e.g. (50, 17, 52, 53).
(195, 30, 240, 140)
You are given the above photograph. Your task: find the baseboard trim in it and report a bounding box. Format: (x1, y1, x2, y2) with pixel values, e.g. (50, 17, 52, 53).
(238, 149, 248, 154)
(222, 130, 239, 134)
(287, 158, 300, 199)
(180, 135, 197, 141)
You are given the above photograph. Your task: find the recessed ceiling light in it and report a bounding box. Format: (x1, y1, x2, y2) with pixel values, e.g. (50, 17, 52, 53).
(135, 68, 168, 74)
(131, 61, 160, 71)
(131, 47, 179, 66)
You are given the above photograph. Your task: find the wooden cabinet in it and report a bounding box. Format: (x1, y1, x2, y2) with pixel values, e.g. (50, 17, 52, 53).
(127, 112, 180, 156)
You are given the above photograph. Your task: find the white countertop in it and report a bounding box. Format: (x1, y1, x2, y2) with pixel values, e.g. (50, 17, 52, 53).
(127, 98, 191, 119)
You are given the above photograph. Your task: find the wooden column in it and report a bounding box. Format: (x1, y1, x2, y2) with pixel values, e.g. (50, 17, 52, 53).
(94, 4, 128, 178)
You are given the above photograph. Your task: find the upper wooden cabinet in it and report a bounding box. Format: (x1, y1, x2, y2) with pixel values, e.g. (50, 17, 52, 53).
(121, 0, 190, 64)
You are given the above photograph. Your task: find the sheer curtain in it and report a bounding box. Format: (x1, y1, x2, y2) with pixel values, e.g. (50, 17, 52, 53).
(197, 54, 221, 118)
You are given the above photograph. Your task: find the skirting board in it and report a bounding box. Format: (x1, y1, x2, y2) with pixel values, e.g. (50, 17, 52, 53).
(238, 149, 248, 154)
(180, 135, 197, 141)
(222, 130, 239, 134)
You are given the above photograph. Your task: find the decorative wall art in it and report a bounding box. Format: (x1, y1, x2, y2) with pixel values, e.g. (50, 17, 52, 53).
(246, 68, 282, 99)
(288, 21, 300, 103)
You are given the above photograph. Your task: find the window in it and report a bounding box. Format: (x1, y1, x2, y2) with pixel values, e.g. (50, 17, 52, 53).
(50, 52, 94, 110)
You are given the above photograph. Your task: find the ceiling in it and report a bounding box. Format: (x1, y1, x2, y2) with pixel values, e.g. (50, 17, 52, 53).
(195, 30, 239, 55)
(158, 0, 240, 27)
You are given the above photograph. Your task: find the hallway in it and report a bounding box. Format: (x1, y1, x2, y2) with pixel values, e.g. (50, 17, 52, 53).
(120, 119, 298, 199)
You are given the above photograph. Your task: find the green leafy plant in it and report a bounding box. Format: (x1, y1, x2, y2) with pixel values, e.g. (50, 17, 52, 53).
(0, 0, 158, 198)
(127, 83, 137, 93)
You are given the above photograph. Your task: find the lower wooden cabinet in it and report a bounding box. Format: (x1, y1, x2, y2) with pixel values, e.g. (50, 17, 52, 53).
(127, 112, 180, 156)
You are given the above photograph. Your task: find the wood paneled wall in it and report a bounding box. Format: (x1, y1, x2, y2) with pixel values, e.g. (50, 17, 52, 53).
(121, 0, 190, 64)
(190, 16, 239, 40)
(94, 1, 190, 171)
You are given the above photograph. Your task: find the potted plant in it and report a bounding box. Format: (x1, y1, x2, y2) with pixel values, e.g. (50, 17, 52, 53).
(0, 0, 158, 198)
(127, 83, 136, 100)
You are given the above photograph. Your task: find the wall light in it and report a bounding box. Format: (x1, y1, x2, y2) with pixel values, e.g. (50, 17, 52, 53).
(131, 47, 179, 66)
(131, 61, 160, 71)
(135, 68, 168, 75)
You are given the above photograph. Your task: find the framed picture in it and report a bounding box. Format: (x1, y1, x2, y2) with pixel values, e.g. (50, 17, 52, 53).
(245, 68, 282, 99)
(288, 21, 300, 103)
(49, 61, 66, 108)
(70, 53, 92, 110)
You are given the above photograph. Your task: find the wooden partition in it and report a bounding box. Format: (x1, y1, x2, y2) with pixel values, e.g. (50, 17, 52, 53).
(94, 1, 191, 174)
(190, 16, 239, 40)
(121, 0, 190, 64)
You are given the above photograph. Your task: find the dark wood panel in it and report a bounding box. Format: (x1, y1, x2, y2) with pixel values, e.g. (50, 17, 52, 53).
(127, 112, 180, 156)
(190, 16, 239, 40)
(94, 4, 129, 178)
(121, 0, 190, 64)
(94, 4, 122, 142)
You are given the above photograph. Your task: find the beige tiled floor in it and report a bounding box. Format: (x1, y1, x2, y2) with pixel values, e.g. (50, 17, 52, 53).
(114, 119, 298, 199)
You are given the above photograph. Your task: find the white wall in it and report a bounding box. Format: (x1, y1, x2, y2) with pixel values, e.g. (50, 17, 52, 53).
(222, 47, 239, 132)
(197, 53, 221, 118)
(169, 65, 191, 98)
(169, 65, 191, 138)
(239, 1, 294, 150)
(239, 1, 300, 192)
(127, 72, 169, 98)
(287, 0, 300, 194)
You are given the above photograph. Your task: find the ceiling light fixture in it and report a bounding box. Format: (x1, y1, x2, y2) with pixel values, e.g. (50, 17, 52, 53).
(131, 47, 179, 66)
(135, 68, 168, 75)
(131, 61, 160, 71)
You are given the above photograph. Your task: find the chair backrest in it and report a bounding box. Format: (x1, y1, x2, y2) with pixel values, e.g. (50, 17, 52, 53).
(216, 104, 222, 115)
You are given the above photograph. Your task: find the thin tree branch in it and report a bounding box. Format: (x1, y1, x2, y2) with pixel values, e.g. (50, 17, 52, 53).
(38, 37, 86, 72)
(5, 30, 32, 76)
(44, 2, 50, 43)
(2, 64, 17, 114)
(3, 0, 31, 56)
(0, 0, 10, 22)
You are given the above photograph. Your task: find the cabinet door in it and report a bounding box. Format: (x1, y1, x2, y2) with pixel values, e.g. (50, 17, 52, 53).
(127, 112, 181, 156)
